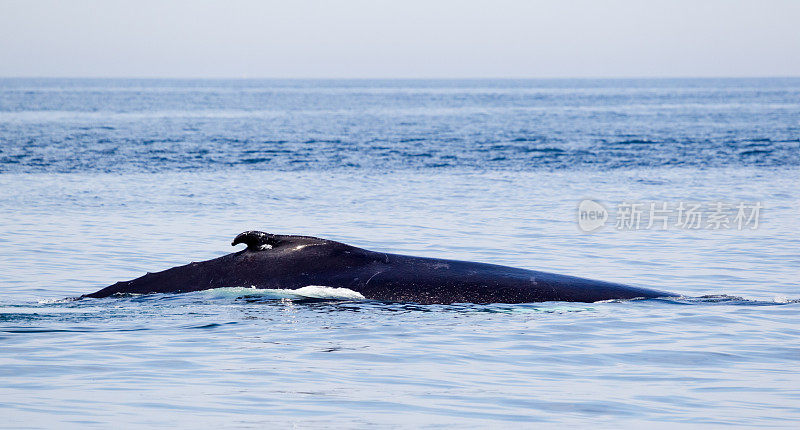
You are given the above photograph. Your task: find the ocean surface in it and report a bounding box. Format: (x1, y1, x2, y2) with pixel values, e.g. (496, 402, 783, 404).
(1, 78, 799, 428)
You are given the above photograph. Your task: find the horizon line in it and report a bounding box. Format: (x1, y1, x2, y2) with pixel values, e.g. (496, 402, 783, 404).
(2, 75, 800, 81)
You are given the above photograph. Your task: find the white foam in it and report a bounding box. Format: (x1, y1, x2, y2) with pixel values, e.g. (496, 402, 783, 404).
(199, 285, 365, 300)
(291, 285, 366, 300)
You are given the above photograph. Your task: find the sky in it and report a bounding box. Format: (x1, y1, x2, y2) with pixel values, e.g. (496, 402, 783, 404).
(1, 0, 799, 79)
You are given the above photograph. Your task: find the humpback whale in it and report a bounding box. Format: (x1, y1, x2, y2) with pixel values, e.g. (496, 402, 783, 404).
(83, 231, 675, 303)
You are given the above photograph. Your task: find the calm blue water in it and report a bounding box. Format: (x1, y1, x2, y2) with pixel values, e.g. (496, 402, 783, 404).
(1, 78, 799, 427)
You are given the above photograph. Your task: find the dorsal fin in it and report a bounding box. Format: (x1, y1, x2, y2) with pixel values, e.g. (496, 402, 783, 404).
(231, 231, 280, 251)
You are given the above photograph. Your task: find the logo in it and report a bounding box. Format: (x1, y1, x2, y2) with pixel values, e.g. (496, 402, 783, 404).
(577, 199, 608, 232)
(575, 199, 762, 232)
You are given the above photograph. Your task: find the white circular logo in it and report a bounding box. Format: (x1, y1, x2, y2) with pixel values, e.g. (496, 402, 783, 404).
(577, 199, 608, 232)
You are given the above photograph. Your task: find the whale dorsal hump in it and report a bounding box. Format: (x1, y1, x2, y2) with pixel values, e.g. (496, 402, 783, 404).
(231, 231, 280, 251)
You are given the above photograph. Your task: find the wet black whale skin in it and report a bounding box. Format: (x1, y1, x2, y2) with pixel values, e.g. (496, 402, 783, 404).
(84, 231, 674, 304)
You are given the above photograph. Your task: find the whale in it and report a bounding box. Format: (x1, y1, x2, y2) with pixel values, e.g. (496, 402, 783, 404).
(83, 231, 675, 303)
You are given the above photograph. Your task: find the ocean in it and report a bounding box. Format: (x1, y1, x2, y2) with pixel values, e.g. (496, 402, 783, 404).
(1, 78, 799, 427)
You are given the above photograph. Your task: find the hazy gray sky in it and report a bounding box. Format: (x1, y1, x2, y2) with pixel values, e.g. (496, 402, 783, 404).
(1, 0, 798, 78)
